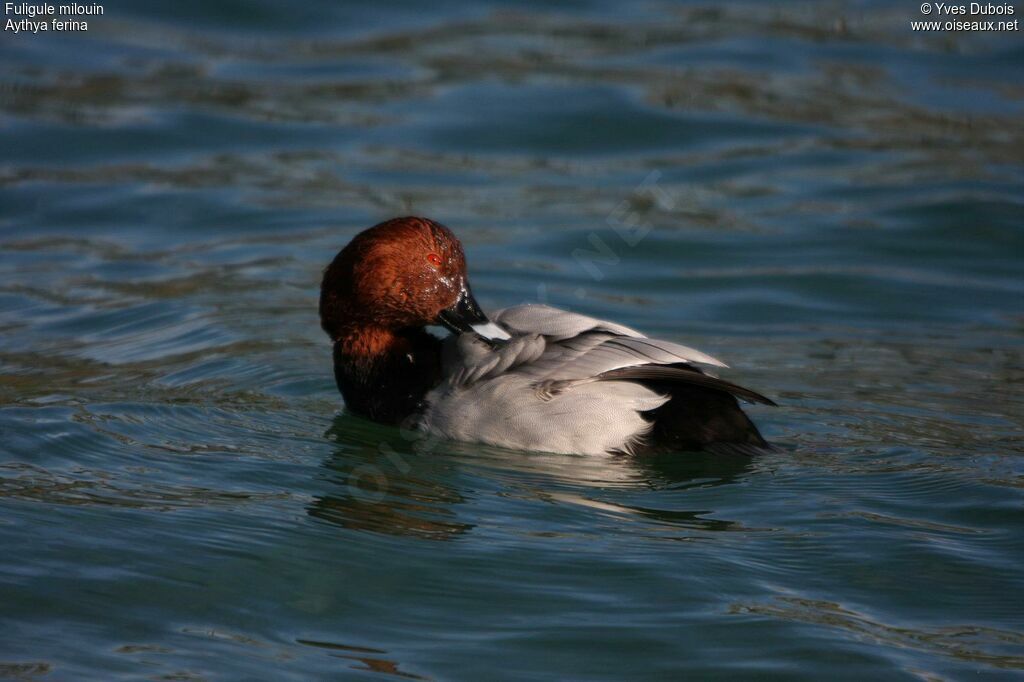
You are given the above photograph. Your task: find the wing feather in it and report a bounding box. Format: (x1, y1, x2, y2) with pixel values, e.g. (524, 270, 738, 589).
(493, 304, 643, 341)
(597, 365, 776, 406)
(446, 304, 753, 398)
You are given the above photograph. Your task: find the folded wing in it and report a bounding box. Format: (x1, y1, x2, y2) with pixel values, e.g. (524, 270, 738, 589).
(441, 304, 769, 406)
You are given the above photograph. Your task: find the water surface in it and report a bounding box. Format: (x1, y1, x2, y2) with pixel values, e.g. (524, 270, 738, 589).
(1, 1, 1023, 679)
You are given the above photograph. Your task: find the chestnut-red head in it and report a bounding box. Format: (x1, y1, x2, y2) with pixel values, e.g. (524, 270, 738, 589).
(319, 217, 491, 342)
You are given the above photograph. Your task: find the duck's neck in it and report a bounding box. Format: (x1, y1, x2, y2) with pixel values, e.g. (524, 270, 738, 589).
(331, 324, 441, 425)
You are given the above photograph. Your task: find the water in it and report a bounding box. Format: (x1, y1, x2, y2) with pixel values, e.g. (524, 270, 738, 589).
(2, 1, 1023, 679)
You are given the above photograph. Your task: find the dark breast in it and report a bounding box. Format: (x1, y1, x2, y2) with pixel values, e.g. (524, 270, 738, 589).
(332, 332, 441, 426)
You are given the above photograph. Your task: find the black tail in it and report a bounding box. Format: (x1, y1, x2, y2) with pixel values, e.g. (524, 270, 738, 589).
(597, 364, 775, 455)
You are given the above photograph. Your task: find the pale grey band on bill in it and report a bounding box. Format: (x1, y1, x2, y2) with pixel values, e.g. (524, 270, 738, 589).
(471, 321, 512, 341)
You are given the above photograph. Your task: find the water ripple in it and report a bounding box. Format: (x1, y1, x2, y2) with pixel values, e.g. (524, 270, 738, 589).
(1, 1, 1022, 679)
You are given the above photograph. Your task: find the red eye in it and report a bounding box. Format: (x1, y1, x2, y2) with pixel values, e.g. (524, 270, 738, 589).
(427, 253, 443, 267)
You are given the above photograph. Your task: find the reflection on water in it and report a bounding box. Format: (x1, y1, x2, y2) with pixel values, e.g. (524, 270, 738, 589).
(310, 415, 756, 539)
(297, 639, 429, 680)
(310, 418, 475, 540)
(1, 0, 1023, 678)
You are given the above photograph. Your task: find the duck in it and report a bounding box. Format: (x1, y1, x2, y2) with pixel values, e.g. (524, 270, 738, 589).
(319, 216, 776, 456)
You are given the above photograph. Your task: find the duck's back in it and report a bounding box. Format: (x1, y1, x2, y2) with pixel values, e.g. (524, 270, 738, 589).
(418, 304, 773, 456)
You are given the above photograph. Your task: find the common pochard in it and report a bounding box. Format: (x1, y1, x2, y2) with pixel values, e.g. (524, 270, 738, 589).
(319, 217, 775, 456)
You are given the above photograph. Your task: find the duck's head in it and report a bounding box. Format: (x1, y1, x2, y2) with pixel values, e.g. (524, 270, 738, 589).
(320, 217, 504, 341)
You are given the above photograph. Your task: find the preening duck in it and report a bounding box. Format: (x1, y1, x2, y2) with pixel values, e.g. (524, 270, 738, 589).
(319, 217, 775, 456)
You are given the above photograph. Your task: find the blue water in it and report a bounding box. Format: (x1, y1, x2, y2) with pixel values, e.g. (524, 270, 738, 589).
(2, 1, 1023, 679)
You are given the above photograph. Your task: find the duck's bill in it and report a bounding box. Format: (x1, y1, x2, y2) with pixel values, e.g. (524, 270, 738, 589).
(437, 283, 511, 341)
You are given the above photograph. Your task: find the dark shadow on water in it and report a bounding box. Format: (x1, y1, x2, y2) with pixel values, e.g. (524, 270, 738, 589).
(309, 414, 758, 539)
